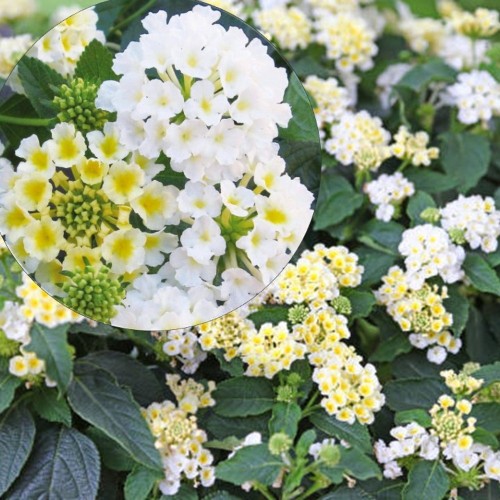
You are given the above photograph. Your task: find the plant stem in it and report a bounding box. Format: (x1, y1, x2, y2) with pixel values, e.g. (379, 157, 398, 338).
(253, 482, 275, 500)
(111, 0, 157, 33)
(0, 114, 53, 127)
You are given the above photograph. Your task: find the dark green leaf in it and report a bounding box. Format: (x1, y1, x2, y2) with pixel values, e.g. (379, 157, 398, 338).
(295, 429, 317, 458)
(247, 306, 289, 329)
(463, 254, 500, 296)
(356, 247, 397, 286)
(397, 59, 457, 92)
(473, 362, 500, 387)
(392, 351, 457, 379)
(440, 132, 491, 193)
(81, 351, 165, 406)
(25, 323, 73, 392)
(213, 377, 275, 418)
(465, 306, 500, 364)
(0, 358, 22, 414)
(17, 56, 65, 117)
(31, 387, 72, 427)
(309, 410, 372, 453)
(320, 486, 375, 499)
(213, 349, 245, 377)
(472, 427, 499, 449)
(359, 220, 404, 255)
(384, 378, 448, 411)
(337, 448, 381, 481)
(8, 426, 100, 500)
(343, 289, 377, 320)
(67, 363, 163, 472)
(406, 191, 436, 225)
(75, 39, 118, 83)
(471, 403, 500, 434)
(0, 406, 35, 496)
(404, 168, 458, 193)
(124, 465, 163, 500)
(199, 410, 270, 441)
(370, 332, 412, 362)
(402, 460, 449, 500)
(216, 444, 283, 486)
(86, 427, 135, 472)
(443, 285, 469, 336)
(394, 409, 432, 428)
(269, 402, 301, 438)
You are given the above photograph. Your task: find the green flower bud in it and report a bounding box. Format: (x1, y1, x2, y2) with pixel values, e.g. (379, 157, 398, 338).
(288, 304, 309, 324)
(53, 78, 110, 132)
(276, 384, 298, 403)
(331, 296, 352, 316)
(319, 444, 341, 467)
(268, 433, 293, 455)
(420, 207, 441, 224)
(449, 228, 467, 245)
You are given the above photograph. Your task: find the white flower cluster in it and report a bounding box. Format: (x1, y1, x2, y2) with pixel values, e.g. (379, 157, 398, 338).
(0, 0, 35, 22)
(390, 126, 439, 167)
(326, 110, 391, 170)
(93, 6, 313, 329)
(398, 224, 465, 290)
(161, 329, 207, 374)
(254, 6, 312, 50)
(440, 195, 500, 253)
(364, 172, 415, 222)
(142, 377, 216, 496)
(28, 7, 105, 77)
(374, 423, 440, 478)
(0, 35, 33, 79)
(444, 70, 500, 126)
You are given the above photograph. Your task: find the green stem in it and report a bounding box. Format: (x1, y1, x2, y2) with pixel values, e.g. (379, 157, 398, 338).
(0, 115, 53, 127)
(296, 479, 325, 500)
(111, 0, 157, 33)
(253, 482, 275, 500)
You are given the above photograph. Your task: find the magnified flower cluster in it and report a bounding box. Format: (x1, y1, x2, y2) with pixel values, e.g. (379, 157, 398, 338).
(1, 4, 316, 330)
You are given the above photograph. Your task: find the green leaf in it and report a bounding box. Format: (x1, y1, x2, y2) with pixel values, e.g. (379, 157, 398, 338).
(309, 410, 372, 453)
(473, 362, 500, 387)
(402, 460, 449, 500)
(337, 448, 381, 481)
(67, 363, 163, 472)
(269, 402, 301, 438)
(440, 132, 491, 193)
(295, 429, 317, 458)
(199, 410, 270, 441)
(359, 220, 404, 256)
(213, 377, 275, 418)
(247, 306, 289, 329)
(463, 254, 500, 296)
(465, 306, 500, 364)
(81, 351, 165, 406)
(406, 191, 436, 225)
(124, 465, 163, 500)
(472, 427, 499, 449)
(356, 247, 397, 286)
(392, 352, 457, 379)
(7, 426, 100, 500)
(343, 289, 376, 320)
(31, 387, 72, 427)
(216, 444, 283, 486)
(86, 427, 135, 472)
(0, 358, 22, 414)
(443, 285, 469, 336)
(384, 378, 449, 411)
(320, 486, 375, 499)
(213, 349, 245, 377)
(471, 403, 500, 434)
(459, 480, 500, 500)
(75, 39, 118, 83)
(397, 59, 457, 92)
(314, 173, 364, 231)
(0, 406, 35, 496)
(161, 483, 198, 499)
(394, 409, 432, 428)
(17, 56, 65, 117)
(25, 323, 73, 392)
(369, 332, 412, 363)
(404, 168, 458, 194)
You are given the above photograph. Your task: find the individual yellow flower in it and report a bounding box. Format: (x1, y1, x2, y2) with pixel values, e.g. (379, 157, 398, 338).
(0, 198, 34, 241)
(101, 228, 146, 274)
(62, 246, 102, 271)
(13, 174, 52, 212)
(9, 355, 28, 377)
(76, 157, 109, 185)
(47, 123, 86, 168)
(102, 161, 145, 204)
(23, 216, 65, 262)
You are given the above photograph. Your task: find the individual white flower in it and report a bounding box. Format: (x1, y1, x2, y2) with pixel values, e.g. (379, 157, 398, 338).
(23, 216, 65, 262)
(205, 119, 244, 165)
(46, 123, 86, 168)
(383, 460, 403, 479)
(87, 122, 129, 164)
(180, 216, 226, 265)
(168, 248, 216, 287)
(102, 161, 145, 204)
(177, 181, 222, 219)
(219, 268, 263, 310)
(220, 181, 254, 217)
(484, 453, 500, 481)
(102, 229, 146, 274)
(13, 174, 52, 212)
(136, 79, 184, 121)
(144, 232, 178, 266)
(15, 135, 55, 178)
(184, 80, 229, 126)
(164, 119, 207, 163)
(427, 345, 448, 364)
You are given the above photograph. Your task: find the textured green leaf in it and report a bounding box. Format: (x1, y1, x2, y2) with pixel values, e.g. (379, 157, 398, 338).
(356, 247, 397, 286)
(394, 409, 432, 428)
(343, 289, 377, 320)
(443, 285, 469, 336)
(67, 363, 163, 472)
(370, 332, 412, 363)
(0, 358, 22, 414)
(472, 428, 499, 449)
(75, 39, 118, 83)
(402, 460, 449, 500)
(384, 378, 448, 411)
(359, 220, 404, 256)
(269, 402, 301, 438)
(463, 254, 500, 296)
(309, 411, 372, 453)
(465, 306, 500, 364)
(213, 377, 275, 418)
(124, 465, 163, 500)
(473, 362, 500, 387)
(7, 426, 100, 500)
(320, 486, 375, 499)
(31, 387, 72, 427)
(471, 403, 500, 434)
(199, 410, 270, 441)
(397, 59, 457, 92)
(216, 444, 283, 486)
(86, 427, 135, 472)
(337, 448, 381, 481)
(440, 132, 491, 193)
(17, 56, 65, 117)
(0, 406, 35, 496)
(25, 323, 73, 392)
(404, 168, 458, 194)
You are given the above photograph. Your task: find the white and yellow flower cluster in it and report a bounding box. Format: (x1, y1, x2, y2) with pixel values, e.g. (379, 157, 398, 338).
(193, 245, 384, 425)
(390, 126, 439, 167)
(142, 376, 216, 496)
(0, 35, 33, 79)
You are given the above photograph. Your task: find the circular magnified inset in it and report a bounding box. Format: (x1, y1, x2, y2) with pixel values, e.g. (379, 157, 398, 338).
(0, 0, 321, 330)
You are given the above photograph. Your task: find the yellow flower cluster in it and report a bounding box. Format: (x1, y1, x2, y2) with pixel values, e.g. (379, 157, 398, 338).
(449, 7, 500, 38)
(304, 76, 351, 127)
(254, 7, 312, 51)
(273, 244, 363, 307)
(391, 126, 439, 167)
(430, 394, 476, 450)
(239, 322, 307, 378)
(16, 273, 82, 327)
(315, 12, 378, 72)
(441, 363, 484, 396)
(166, 374, 216, 414)
(399, 16, 447, 54)
(8, 350, 45, 380)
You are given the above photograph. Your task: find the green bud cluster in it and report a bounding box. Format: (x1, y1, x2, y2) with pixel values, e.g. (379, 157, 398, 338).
(51, 179, 116, 246)
(276, 384, 298, 403)
(420, 207, 441, 224)
(53, 78, 109, 132)
(319, 444, 341, 467)
(0, 330, 20, 357)
(448, 228, 467, 245)
(288, 304, 309, 325)
(331, 296, 352, 315)
(61, 264, 125, 323)
(268, 432, 293, 455)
